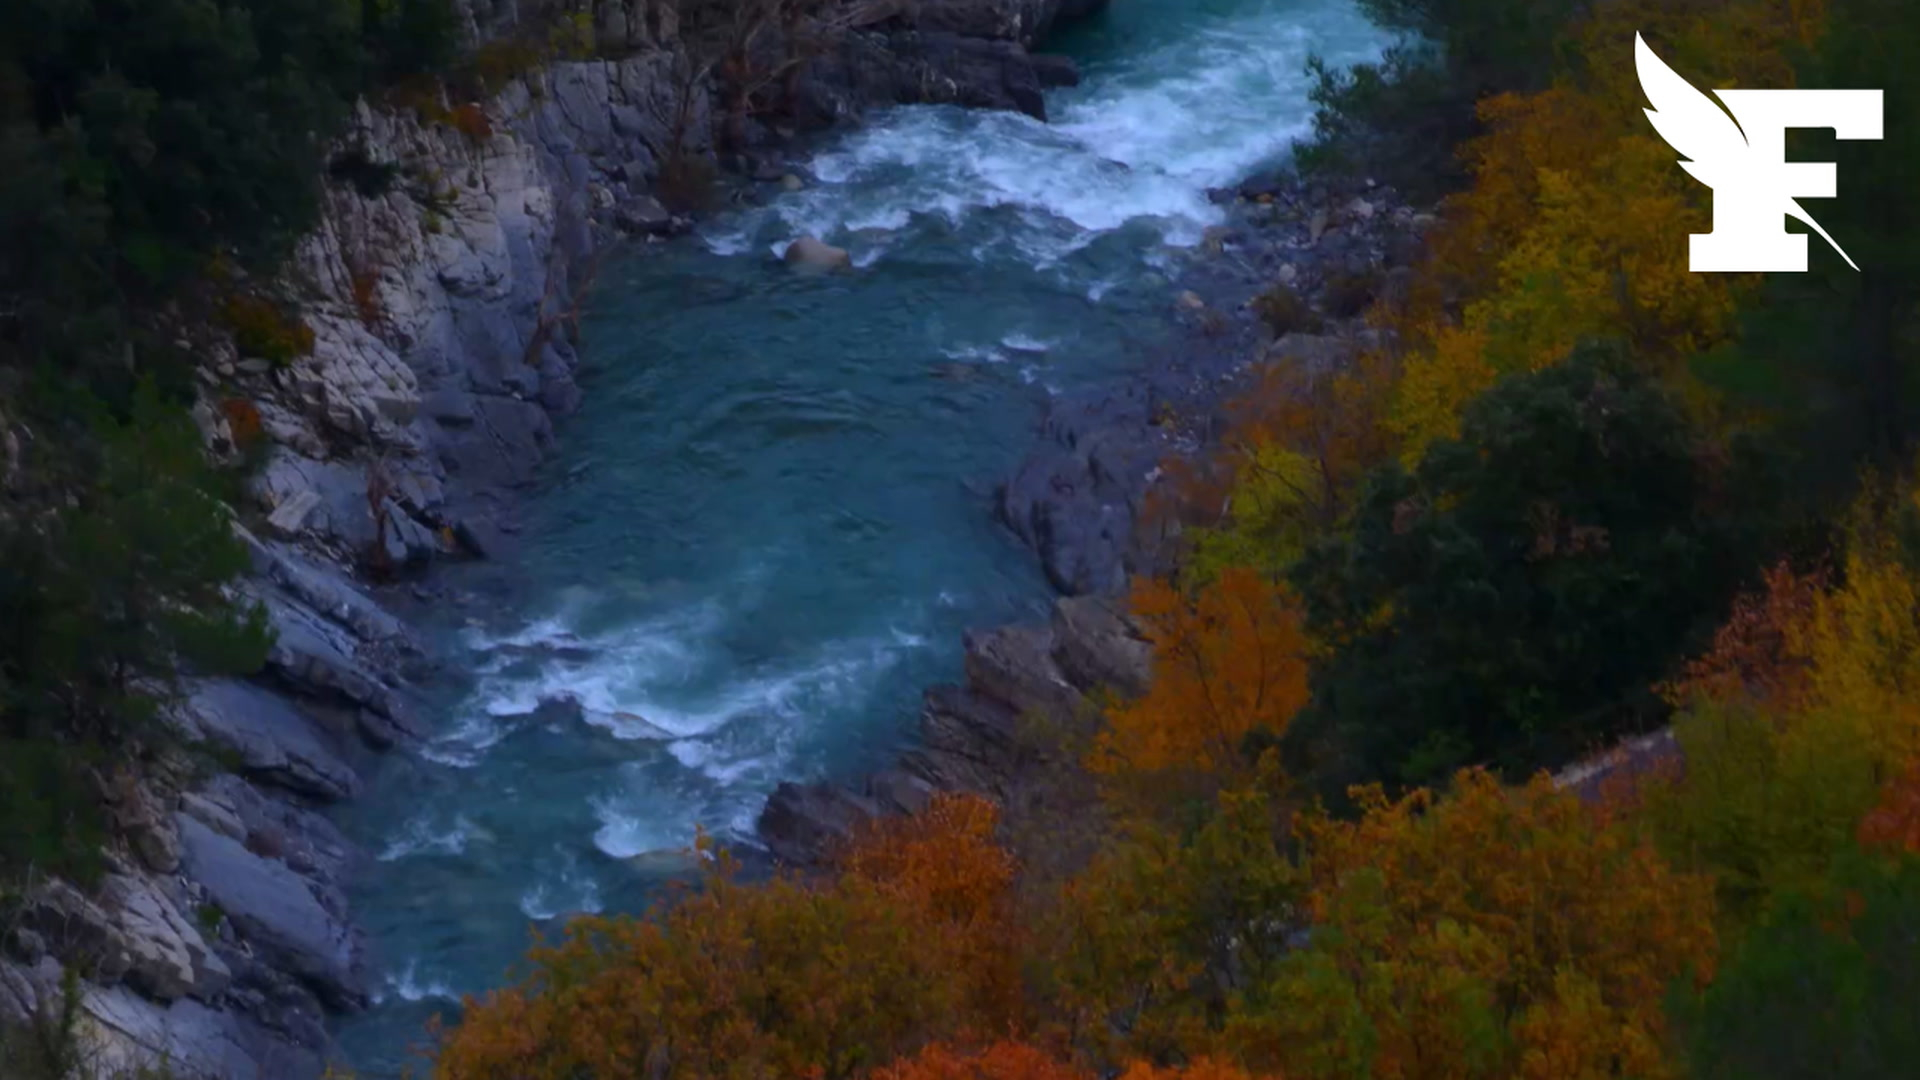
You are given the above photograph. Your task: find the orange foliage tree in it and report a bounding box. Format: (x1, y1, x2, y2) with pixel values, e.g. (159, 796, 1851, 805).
(870, 1041, 1281, 1080)
(1229, 769, 1717, 1080)
(869, 1041, 1090, 1080)
(837, 793, 1025, 1029)
(1660, 560, 1827, 711)
(434, 798, 1026, 1080)
(1119, 1063, 1277, 1080)
(1857, 758, 1920, 856)
(1088, 568, 1311, 783)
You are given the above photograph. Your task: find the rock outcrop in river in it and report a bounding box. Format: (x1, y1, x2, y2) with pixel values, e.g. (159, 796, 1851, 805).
(0, 2, 1106, 1076)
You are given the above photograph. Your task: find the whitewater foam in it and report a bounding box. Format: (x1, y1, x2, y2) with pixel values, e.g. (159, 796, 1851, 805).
(519, 850, 606, 921)
(1000, 332, 1053, 354)
(577, 627, 930, 856)
(941, 344, 1007, 364)
(697, 0, 1382, 279)
(375, 960, 460, 1005)
(379, 813, 486, 862)
(590, 795, 681, 860)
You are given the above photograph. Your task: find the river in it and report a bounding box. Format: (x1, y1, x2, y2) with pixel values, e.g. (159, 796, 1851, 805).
(333, 0, 1384, 1069)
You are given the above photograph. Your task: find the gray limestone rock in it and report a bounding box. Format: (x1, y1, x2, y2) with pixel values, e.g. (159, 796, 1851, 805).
(756, 782, 881, 867)
(177, 679, 360, 801)
(174, 816, 364, 1010)
(0, 957, 62, 1029)
(962, 624, 1086, 726)
(250, 584, 421, 747)
(999, 380, 1173, 597)
(97, 874, 231, 1004)
(1049, 594, 1152, 700)
(18, 881, 132, 987)
(613, 193, 673, 235)
(80, 982, 328, 1080)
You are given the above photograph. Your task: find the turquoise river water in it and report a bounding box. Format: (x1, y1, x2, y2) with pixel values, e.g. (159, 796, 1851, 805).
(333, 1, 1385, 1070)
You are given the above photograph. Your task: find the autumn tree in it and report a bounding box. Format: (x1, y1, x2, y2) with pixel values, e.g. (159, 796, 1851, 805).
(836, 793, 1025, 1031)
(1643, 475, 1920, 922)
(1035, 777, 1301, 1068)
(870, 1041, 1091, 1080)
(434, 798, 1025, 1080)
(1119, 1064, 1279, 1080)
(1228, 769, 1717, 1080)
(1184, 349, 1400, 585)
(871, 1042, 1282, 1080)
(1371, 0, 1825, 460)
(1857, 758, 1920, 856)
(1088, 568, 1311, 795)
(1659, 560, 1827, 712)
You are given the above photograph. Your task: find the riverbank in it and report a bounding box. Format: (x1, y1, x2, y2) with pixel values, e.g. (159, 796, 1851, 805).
(756, 164, 1431, 864)
(0, 3, 1111, 1076)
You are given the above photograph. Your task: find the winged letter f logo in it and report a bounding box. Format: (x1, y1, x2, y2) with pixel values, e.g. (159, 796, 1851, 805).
(1636, 33, 1882, 272)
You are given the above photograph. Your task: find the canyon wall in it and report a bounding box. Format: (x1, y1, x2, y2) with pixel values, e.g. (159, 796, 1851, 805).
(0, 2, 1102, 1076)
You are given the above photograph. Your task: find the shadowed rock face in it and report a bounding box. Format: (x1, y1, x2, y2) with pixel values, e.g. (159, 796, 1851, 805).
(180, 680, 361, 803)
(175, 817, 364, 1012)
(782, 0, 1102, 126)
(795, 29, 1061, 124)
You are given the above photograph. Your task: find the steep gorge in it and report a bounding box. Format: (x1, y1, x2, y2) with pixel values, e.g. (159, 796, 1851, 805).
(0, 1, 1420, 1075)
(1, 2, 1122, 1075)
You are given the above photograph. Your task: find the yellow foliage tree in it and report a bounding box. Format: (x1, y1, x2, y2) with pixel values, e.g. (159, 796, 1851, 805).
(1381, 0, 1824, 460)
(1190, 349, 1402, 583)
(1230, 769, 1717, 1080)
(1646, 477, 1920, 921)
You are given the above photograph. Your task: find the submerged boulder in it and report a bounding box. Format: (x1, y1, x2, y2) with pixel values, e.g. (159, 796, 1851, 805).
(783, 235, 853, 272)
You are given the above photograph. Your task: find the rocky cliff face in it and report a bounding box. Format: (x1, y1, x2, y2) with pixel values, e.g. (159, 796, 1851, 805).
(0, 2, 1106, 1076)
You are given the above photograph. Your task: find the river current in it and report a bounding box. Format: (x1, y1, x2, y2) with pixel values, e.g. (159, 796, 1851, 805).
(334, 1, 1384, 1069)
